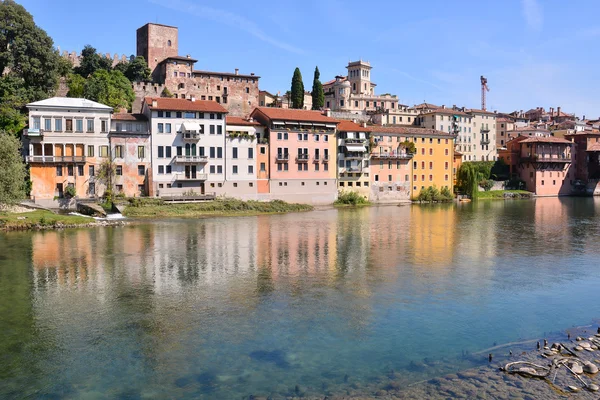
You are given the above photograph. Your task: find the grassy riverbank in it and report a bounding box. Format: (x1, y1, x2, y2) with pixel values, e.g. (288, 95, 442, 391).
(0, 210, 96, 230)
(122, 198, 314, 218)
(476, 190, 532, 199)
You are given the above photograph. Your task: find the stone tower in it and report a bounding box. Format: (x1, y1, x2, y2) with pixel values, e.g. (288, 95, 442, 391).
(136, 23, 179, 82)
(346, 60, 372, 95)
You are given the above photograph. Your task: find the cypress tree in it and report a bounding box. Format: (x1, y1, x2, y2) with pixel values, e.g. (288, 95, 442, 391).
(311, 66, 324, 110)
(290, 67, 304, 109)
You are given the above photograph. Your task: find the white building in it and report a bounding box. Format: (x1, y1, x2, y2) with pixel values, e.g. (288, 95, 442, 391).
(142, 96, 228, 197)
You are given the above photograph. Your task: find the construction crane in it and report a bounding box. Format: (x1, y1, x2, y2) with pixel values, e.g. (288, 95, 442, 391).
(480, 76, 489, 111)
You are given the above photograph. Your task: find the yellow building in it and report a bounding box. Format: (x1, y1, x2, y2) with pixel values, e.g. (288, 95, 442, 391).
(370, 126, 455, 199)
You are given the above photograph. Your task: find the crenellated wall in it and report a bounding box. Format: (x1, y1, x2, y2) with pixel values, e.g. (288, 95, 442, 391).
(58, 47, 133, 68)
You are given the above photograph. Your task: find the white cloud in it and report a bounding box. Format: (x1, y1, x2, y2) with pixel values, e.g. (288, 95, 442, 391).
(149, 0, 305, 54)
(522, 0, 543, 32)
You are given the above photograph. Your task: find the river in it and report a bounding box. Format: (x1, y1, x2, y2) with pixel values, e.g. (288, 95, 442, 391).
(2, 197, 600, 399)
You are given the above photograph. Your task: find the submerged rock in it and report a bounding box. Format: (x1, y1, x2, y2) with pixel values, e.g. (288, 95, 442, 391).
(588, 383, 599, 392)
(583, 362, 599, 374)
(568, 385, 581, 392)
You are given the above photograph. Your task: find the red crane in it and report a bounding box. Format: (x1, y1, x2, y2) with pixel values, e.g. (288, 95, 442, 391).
(481, 76, 489, 111)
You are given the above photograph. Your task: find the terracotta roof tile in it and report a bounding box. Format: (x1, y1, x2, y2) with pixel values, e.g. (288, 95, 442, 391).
(144, 97, 228, 113)
(193, 70, 260, 79)
(112, 113, 147, 121)
(336, 120, 370, 132)
(587, 143, 600, 151)
(226, 116, 262, 126)
(519, 136, 572, 144)
(370, 125, 455, 137)
(160, 55, 198, 63)
(422, 108, 469, 116)
(466, 108, 497, 115)
(251, 107, 339, 123)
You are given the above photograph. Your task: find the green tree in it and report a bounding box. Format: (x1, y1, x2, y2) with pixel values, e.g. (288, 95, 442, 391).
(74, 45, 113, 77)
(456, 163, 480, 199)
(0, 75, 29, 136)
(66, 73, 86, 98)
(96, 159, 116, 203)
(84, 70, 135, 111)
(290, 67, 304, 109)
(311, 66, 324, 110)
(123, 56, 151, 82)
(0, 130, 27, 204)
(56, 55, 73, 77)
(161, 87, 173, 98)
(113, 61, 129, 75)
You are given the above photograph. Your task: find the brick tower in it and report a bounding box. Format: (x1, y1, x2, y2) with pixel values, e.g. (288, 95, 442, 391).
(136, 23, 179, 82)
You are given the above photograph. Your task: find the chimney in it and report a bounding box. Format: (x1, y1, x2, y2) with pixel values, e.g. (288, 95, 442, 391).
(441, 105, 446, 109)
(186, 54, 191, 58)
(326, 109, 331, 117)
(250, 72, 255, 76)
(152, 99, 158, 108)
(190, 95, 196, 102)
(235, 68, 239, 75)
(362, 122, 367, 128)
(557, 106, 561, 116)
(248, 117, 254, 123)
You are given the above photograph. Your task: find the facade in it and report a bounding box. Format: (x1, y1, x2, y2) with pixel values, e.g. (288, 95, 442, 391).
(250, 107, 339, 204)
(468, 109, 497, 161)
(371, 105, 419, 126)
(323, 61, 399, 114)
(136, 23, 260, 117)
(417, 108, 471, 160)
(566, 131, 600, 195)
(496, 117, 514, 148)
(370, 126, 455, 200)
(336, 120, 371, 198)
(142, 97, 228, 197)
(109, 113, 151, 197)
(259, 91, 277, 107)
(499, 136, 573, 196)
(24, 97, 112, 207)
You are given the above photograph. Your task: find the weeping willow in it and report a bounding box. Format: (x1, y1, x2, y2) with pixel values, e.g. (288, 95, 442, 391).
(456, 163, 480, 199)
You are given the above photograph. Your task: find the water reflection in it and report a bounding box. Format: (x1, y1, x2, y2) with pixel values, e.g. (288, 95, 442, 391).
(3, 199, 600, 398)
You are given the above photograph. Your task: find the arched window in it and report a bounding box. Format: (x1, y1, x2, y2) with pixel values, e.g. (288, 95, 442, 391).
(191, 144, 197, 156)
(178, 83, 185, 90)
(167, 40, 172, 47)
(185, 143, 191, 156)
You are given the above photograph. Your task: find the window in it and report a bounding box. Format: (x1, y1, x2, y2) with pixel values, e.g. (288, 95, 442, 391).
(116, 165, 123, 176)
(100, 146, 109, 158)
(138, 165, 145, 176)
(176, 112, 182, 118)
(185, 112, 195, 119)
(217, 165, 223, 174)
(324, 163, 328, 171)
(158, 111, 164, 118)
(166, 165, 171, 174)
(232, 147, 238, 159)
(89, 183, 95, 195)
(56, 166, 62, 176)
(445, 174, 449, 181)
(116, 185, 123, 192)
(217, 147, 223, 158)
(167, 40, 172, 47)
(429, 175, 433, 181)
(429, 162, 433, 169)
(445, 162, 449, 170)
(55, 119, 62, 132)
(44, 118, 51, 131)
(248, 165, 253, 174)
(76, 119, 83, 132)
(65, 118, 73, 132)
(158, 146, 164, 158)
(177, 146, 183, 156)
(165, 112, 171, 118)
(87, 145, 94, 157)
(233, 165, 238, 174)
(114, 145, 123, 158)
(210, 165, 215, 174)
(277, 132, 282, 140)
(210, 125, 215, 134)
(158, 123, 164, 133)
(158, 165, 164, 174)
(87, 119, 94, 132)
(166, 123, 171, 133)
(138, 146, 145, 159)
(248, 148, 254, 159)
(315, 163, 319, 171)
(89, 165, 95, 176)
(217, 126, 222, 135)
(260, 162, 266, 172)
(314, 134, 320, 141)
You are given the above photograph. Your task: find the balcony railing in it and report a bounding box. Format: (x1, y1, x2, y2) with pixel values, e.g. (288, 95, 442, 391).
(296, 154, 310, 163)
(370, 152, 414, 159)
(275, 154, 289, 162)
(344, 152, 365, 160)
(346, 166, 363, 172)
(313, 155, 320, 163)
(344, 138, 365, 144)
(480, 127, 490, 133)
(322, 155, 330, 162)
(174, 173, 208, 181)
(24, 128, 43, 137)
(182, 132, 202, 141)
(520, 155, 571, 163)
(26, 155, 86, 163)
(481, 138, 490, 145)
(175, 155, 208, 163)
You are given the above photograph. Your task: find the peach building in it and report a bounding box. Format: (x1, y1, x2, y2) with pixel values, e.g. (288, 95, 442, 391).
(24, 97, 112, 207)
(250, 107, 338, 204)
(499, 136, 574, 196)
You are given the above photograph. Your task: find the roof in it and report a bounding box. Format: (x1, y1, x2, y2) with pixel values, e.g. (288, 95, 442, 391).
(138, 22, 178, 30)
(251, 107, 339, 124)
(370, 125, 455, 137)
(193, 70, 260, 79)
(27, 97, 112, 110)
(587, 143, 600, 151)
(466, 108, 497, 115)
(112, 113, 147, 121)
(144, 97, 228, 113)
(413, 102, 439, 109)
(507, 127, 551, 134)
(519, 136, 572, 144)
(422, 108, 469, 117)
(259, 90, 276, 97)
(336, 120, 370, 132)
(323, 77, 347, 86)
(160, 55, 198, 63)
(226, 116, 262, 126)
(496, 117, 513, 123)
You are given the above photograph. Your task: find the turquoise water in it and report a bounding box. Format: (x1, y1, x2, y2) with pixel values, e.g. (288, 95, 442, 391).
(2, 197, 600, 398)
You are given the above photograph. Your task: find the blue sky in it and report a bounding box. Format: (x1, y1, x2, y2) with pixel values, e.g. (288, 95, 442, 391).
(20, 0, 600, 118)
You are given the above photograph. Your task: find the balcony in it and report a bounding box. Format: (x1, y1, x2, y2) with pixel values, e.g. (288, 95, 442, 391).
(346, 166, 363, 173)
(313, 155, 321, 163)
(24, 128, 43, 137)
(296, 154, 310, 163)
(520, 155, 571, 163)
(275, 154, 289, 162)
(182, 132, 202, 141)
(174, 173, 208, 181)
(344, 152, 365, 160)
(480, 127, 490, 133)
(370, 152, 414, 160)
(322, 155, 330, 162)
(344, 138, 365, 144)
(481, 138, 490, 145)
(26, 155, 86, 163)
(175, 155, 208, 163)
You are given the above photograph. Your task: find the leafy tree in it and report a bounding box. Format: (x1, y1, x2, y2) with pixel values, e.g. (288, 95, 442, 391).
(0, 75, 28, 136)
(456, 163, 480, 199)
(123, 56, 151, 82)
(84, 70, 135, 111)
(74, 45, 112, 77)
(96, 159, 116, 203)
(0, 130, 27, 204)
(66, 73, 86, 98)
(113, 61, 129, 75)
(56, 55, 73, 77)
(290, 67, 304, 109)
(161, 87, 173, 98)
(311, 66, 324, 110)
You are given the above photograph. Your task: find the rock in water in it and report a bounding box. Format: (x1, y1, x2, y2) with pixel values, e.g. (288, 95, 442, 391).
(583, 362, 599, 374)
(580, 342, 591, 349)
(518, 367, 538, 375)
(571, 364, 584, 375)
(568, 385, 580, 392)
(575, 346, 584, 351)
(587, 383, 599, 392)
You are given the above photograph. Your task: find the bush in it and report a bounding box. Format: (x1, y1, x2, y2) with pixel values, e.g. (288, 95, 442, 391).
(64, 185, 76, 198)
(417, 186, 454, 203)
(478, 179, 494, 192)
(505, 178, 525, 190)
(334, 191, 369, 206)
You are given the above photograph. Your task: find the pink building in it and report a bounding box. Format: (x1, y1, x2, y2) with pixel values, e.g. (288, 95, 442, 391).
(250, 107, 339, 204)
(499, 136, 573, 196)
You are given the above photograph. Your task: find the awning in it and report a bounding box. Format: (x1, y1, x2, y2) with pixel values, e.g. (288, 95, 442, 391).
(273, 121, 284, 125)
(181, 122, 201, 132)
(345, 144, 366, 152)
